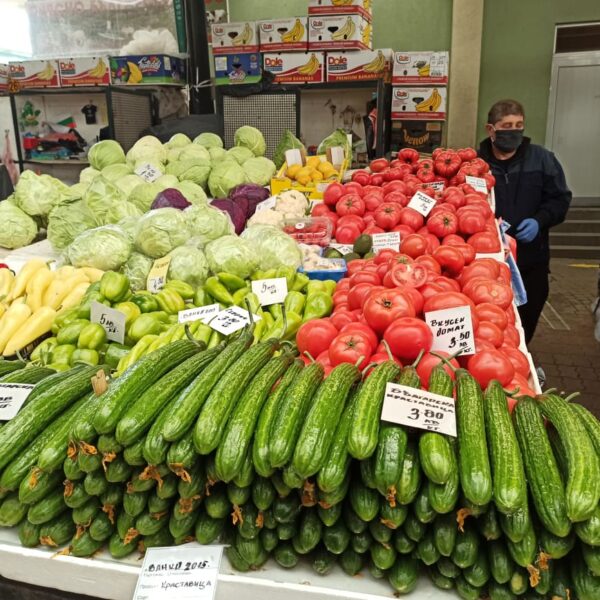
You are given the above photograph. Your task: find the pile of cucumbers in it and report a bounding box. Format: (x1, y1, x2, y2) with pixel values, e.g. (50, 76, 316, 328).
(0, 335, 599, 600)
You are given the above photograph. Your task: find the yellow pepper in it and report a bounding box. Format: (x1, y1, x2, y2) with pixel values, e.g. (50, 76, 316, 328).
(9, 258, 47, 301)
(0, 302, 32, 354)
(58, 282, 90, 311)
(79, 267, 104, 283)
(43, 273, 88, 310)
(0, 269, 14, 300)
(26, 267, 55, 313)
(3, 306, 57, 357)
(54, 265, 77, 280)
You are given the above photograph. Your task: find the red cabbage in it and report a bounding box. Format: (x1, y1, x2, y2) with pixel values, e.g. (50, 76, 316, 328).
(210, 198, 247, 235)
(151, 188, 191, 211)
(228, 184, 270, 218)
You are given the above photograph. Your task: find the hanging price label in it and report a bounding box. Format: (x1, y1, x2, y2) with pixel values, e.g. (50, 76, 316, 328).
(424, 305, 475, 356)
(91, 301, 126, 344)
(382, 382, 457, 436)
(254, 196, 277, 213)
(0, 383, 35, 420)
(147, 256, 171, 294)
(208, 306, 262, 336)
(423, 180, 445, 193)
(408, 190, 437, 216)
(371, 232, 401, 253)
(329, 243, 354, 255)
(465, 175, 488, 194)
(252, 277, 288, 306)
(134, 162, 162, 183)
(132, 543, 223, 600)
(178, 304, 220, 325)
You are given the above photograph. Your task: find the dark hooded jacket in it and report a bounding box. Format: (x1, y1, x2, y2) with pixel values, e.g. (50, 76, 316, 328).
(478, 137, 571, 269)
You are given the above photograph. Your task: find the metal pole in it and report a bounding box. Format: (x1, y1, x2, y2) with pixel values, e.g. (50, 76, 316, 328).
(186, 0, 214, 114)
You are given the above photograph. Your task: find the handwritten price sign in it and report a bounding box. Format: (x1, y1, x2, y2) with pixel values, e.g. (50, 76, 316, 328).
(251, 277, 288, 306)
(91, 301, 126, 344)
(424, 305, 475, 356)
(0, 383, 35, 420)
(408, 190, 437, 216)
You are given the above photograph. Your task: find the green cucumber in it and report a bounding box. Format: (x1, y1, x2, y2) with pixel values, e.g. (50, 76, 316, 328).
(18, 469, 63, 505)
(123, 439, 146, 467)
(274, 541, 299, 568)
(63, 456, 84, 481)
(83, 469, 108, 496)
(252, 476, 276, 511)
(380, 500, 407, 530)
(396, 440, 421, 505)
(18, 519, 41, 548)
(108, 531, 137, 558)
(427, 439, 459, 514)
(478, 503, 502, 541)
(507, 522, 536, 568)
(575, 504, 600, 546)
(455, 575, 481, 600)
(136, 510, 169, 536)
(318, 503, 342, 527)
(323, 520, 351, 555)
(27, 489, 67, 524)
(388, 555, 419, 594)
(351, 530, 373, 554)
(123, 490, 149, 518)
(433, 513, 457, 557)
(349, 480, 379, 522)
(0, 492, 27, 526)
(571, 548, 600, 600)
(540, 528, 575, 559)
(414, 485, 436, 523)
(571, 403, 600, 455)
(195, 513, 225, 545)
(463, 551, 490, 588)
(428, 567, 454, 590)
(89, 511, 115, 541)
(340, 548, 364, 576)
(312, 546, 336, 575)
(70, 530, 103, 557)
(499, 502, 531, 544)
(72, 499, 100, 526)
(393, 528, 416, 554)
(451, 522, 480, 569)
(488, 539, 514, 584)
(417, 530, 440, 565)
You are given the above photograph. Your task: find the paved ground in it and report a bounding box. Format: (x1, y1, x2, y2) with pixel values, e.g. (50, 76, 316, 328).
(529, 258, 600, 416)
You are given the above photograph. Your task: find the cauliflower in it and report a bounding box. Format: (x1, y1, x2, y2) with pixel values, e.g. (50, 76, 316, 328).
(275, 190, 308, 217)
(248, 208, 285, 227)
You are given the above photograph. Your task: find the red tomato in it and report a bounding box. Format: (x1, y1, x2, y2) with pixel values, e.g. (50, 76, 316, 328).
(346, 259, 367, 275)
(347, 282, 373, 310)
(338, 214, 366, 230)
(329, 332, 373, 367)
(416, 351, 460, 383)
(392, 224, 416, 237)
(339, 322, 378, 354)
(415, 255, 442, 275)
(351, 170, 371, 186)
(370, 173, 385, 186)
(474, 303, 508, 330)
(452, 243, 476, 266)
(497, 263, 512, 285)
(467, 280, 513, 309)
(400, 234, 428, 258)
(397, 285, 424, 314)
(427, 211, 458, 238)
(364, 192, 384, 212)
(467, 349, 515, 387)
(383, 180, 408, 195)
(323, 181, 344, 207)
(434, 150, 462, 178)
(315, 350, 334, 376)
(311, 203, 333, 217)
(363, 185, 385, 198)
(468, 232, 501, 254)
(330, 309, 358, 330)
(506, 376, 535, 403)
(384, 317, 433, 362)
(296, 319, 339, 360)
(398, 148, 420, 165)
(501, 347, 530, 378)
(458, 148, 477, 162)
(332, 291, 349, 306)
(458, 209, 487, 235)
(336, 278, 351, 292)
(336, 224, 361, 244)
(369, 158, 389, 173)
(364, 225, 386, 236)
(399, 207, 425, 231)
(460, 259, 500, 284)
(442, 188, 466, 209)
(343, 182, 364, 197)
(422, 291, 476, 315)
(383, 167, 405, 182)
(384, 191, 409, 206)
(442, 233, 465, 245)
(336, 194, 365, 217)
(433, 276, 461, 293)
(433, 246, 465, 276)
(424, 233, 441, 254)
(476, 321, 504, 348)
(420, 282, 445, 301)
(374, 249, 398, 265)
(374, 202, 402, 229)
(363, 289, 416, 334)
(385, 262, 429, 288)
(503, 324, 521, 347)
(349, 270, 381, 287)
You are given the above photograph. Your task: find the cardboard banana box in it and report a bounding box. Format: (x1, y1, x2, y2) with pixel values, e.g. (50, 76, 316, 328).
(259, 18, 308, 52)
(308, 15, 372, 50)
(9, 61, 60, 89)
(0, 64, 8, 93)
(308, 0, 372, 21)
(211, 21, 259, 54)
(326, 49, 392, 81)
(110, 55, 185, 85)
(214, 53, 262, 86)
(59, 57, 111, 86)
(391, 87, 447, 121)
(392, 51, 449, 85)
(263, 52, 325, 83)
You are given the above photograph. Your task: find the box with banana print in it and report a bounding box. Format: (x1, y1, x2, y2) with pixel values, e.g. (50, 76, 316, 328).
(58, 57, 111, 86)
(326, 49, 392, 82)
(211, 21, 259, 55)
(259, 18, 308, 52)
(308, 0, 372, 21)
(8, 61, 60, 89)
(308, 15, 372, 50)
(110, 55, 186, 85)
(0, 64, 8, 93)
(392, 51, 449, 85)
(263, 52, 325, 83)
(391, 87, 447, 121)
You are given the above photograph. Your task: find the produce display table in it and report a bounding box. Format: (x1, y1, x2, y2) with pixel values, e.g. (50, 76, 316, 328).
(0, 529, 450, 600)
(0, 239, 60, 271)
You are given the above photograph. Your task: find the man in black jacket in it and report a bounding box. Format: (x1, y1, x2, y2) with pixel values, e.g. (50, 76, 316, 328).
(479, 99, 572, 344)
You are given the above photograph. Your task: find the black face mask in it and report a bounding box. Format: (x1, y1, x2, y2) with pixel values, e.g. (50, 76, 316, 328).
(493, 128, 524, 152)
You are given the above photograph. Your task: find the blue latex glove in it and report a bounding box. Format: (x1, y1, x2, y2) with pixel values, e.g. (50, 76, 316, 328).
(515, 218, 539, 243)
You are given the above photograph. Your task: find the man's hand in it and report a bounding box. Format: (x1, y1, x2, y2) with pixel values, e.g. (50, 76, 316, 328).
(515, 218, 539, 242)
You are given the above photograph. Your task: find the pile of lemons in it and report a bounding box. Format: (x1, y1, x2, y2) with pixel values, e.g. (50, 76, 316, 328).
(285, 157, 339, 186)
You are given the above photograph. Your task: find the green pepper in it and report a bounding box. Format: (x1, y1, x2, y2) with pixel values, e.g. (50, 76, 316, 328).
(130, 292, 159, 313)
(232, 287, 251, 307)
(56, 319, 90, 346)
(84, 281, 101, 296)
(269, 304, 283, 320)
(76, 291, 109, 319)
(205, 277, 234, 305)
(243, 292, 261, 315)
(302, 291, 333, 322)
(52, 307, 79, 334)
(261, 311, 274, 333)
(251, 269, 277, 281)
(164, 280, 195, 300)
(193, 288, 213, 308)
(44, 362, 70, 372)
(306, 280, 328, 295)
(99, 271, 130, 303)
(276, 266, 297, 291)
(71, 348, 100, 367)
(252, 318, 266, 344)
(261, 311, 302, 342)
(113, 301, 141, 328)
(104, 343, 131, 369)
(284, 291, 306, 316)
(116, 335, 155, 374)
(145, 311, 170, 323)
(128, 314, 166, 343)
(191, 323, 212, 346)
(321, 280, 337, 295)
(155, 289, 186, 315)
(169, 324, 187, 342)
(283, 311, 302, 341)
(207, 330, 222, 348)
(217, 272, 247, 293)
(52, 344, 76, 365)
(291, 272, 310, 292)
(77, 323, 107, 350)
(30, 337, 57, 364)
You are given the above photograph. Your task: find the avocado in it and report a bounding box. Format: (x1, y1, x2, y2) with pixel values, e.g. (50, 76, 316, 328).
(343, 252, 361, 262)
(353, 234, 373, 256)
(324, 247, 343, 259)
(363, 251, 376, 259)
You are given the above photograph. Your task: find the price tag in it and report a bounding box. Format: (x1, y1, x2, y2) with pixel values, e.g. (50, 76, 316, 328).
(371, 232, 400, 253)
(178, 304, 220, 325)
(329, 243, 354, 255)
(132, 543, 223, 600)
(0, 383, 35, 420)
(408, 190, 437, 216)
(91, 370, 108, 396)
(423, 180, 445, 193)
(208, 306, 262, 336)
(252, 277, 288, 306)
(254, 196, 277, 213)
(311, 258, 346, 270)
(465, 175, 488, 194)
(285, 149, 303, 166)
(382, 382, 457, 437)
(134, 162, 162, 183)
(147, 256, 171, 293)
(424, 305, 475, 356)
(90, 301, 126, 344)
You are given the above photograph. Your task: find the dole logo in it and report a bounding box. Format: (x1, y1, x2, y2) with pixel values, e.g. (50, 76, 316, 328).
(213, 26, 225, 35)
(10, 64, 25, 75)
(395, 54, 410, 64)
(264, 57, 283, 67)
(328, 56, 347, 66)
(311, 19, 324, 29)
(260, 23, 274, 32)
(60, 61, 76, 71)
(394, 89, 408, 99)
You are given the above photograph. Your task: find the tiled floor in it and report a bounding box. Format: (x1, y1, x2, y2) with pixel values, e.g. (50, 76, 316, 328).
(529, 259, 600, 416)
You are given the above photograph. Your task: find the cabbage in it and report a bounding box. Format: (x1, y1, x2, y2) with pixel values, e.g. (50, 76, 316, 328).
(208, 147, 227, 165)
(194, 132, 223, 148)
(226, 146, 254, 165)
(47, 200, 96, 250)
(166, 159, 211, 189)
(154, 174, 179, 188)
(67, 183, 88, 200)
(184, 204, 233, 246)
(166, 147, 183, 163)
(174, 181, 208, 205)
(0, 202, 37, 249)
(88, 140, 126, 170)
(205, 235, 257, 280)
(274, 129, 305, 169)
(101, 164, 132, 182)
(166, 133, 191, 148)
(123, 251, 154, 291)
(234, 125, 266, 157)
(44, 174, 72, 201)
(126, 135, 166, 166)
(167, 245, 209, 287)
(128, 182, 165, 213)
(117, 215, 139, 241)
(241, 225, 302, 270)
(179, 144, 210, 163)
(83, 176, 142, 225)
(134, 208, 189, 258)
(242, 156, 276, 186)
(13, 171, 62, 217)
(318, 128, 352, 162)
(208, 161, 248, 198)
(151, 188, 190, 210)
(79, 167, 101, 184)
(67, 225, 132, 270)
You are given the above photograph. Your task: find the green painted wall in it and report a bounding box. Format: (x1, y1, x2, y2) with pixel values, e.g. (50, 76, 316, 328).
(228, 0, 452, 51)
(477, 0, 600, 145)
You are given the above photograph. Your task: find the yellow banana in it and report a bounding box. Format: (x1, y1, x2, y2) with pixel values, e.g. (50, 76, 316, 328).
(281, 19, 305, 43)
(363, 51, 385, 73)
(361, 23, 372, 46)
(332, 17, 356, 41)
(298, 54, 320, 76)
(415, 89, 442, 112)
(332, 0, 354, 5)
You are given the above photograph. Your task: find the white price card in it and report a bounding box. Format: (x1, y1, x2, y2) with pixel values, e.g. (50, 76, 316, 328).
(91, 301, 126, 344)
(313, 258, 346, 270)
(382, 382, 457, 437)
(254, 196, 277, 213)
(371, 231, 401, 253)
(465, 175, 488, 194)
(134, 162, 162, 183)
(252, 277, 288, 306)
(423, 180, 445, 193)
(178, 304, 220, 325)
(0, 383, 35, 420)
(408, 190, 437, 216)
(424, 305, 475, 356)
(208, 306, 262, 336)
(329, 243, 354, 255)
(132, 543, 223, 600)
(147, 256, 171, 294)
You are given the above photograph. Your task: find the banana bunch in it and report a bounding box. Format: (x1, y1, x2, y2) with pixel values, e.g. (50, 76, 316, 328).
(418, 64, 431, 77)
(232, 22, 254, 46)
(415, 88, 443, 112)
(363, 50, 386, 73)
(88, 58, 107, 78)
(331, 17, 356, 41)
(281, 19, 305, 43)
(38, 62, 56, 81)
(361, 23, 372, 46)
(126, 61, 143, 84)
(331, 0, 354, 5)
(298, 53, 321, 76)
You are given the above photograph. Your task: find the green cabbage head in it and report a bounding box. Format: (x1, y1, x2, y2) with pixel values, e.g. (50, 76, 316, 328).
(242, 156, 276, 186)
(0, 202, 38, 249)
(205, 235, 258, 280)
(47, 200, 96, 250)
(67, 225, 132, 270)
(208, 161, 248, 198)
(167, 245, 209, 287)
(134, 208, 189, 258)
(184, 204, 233, 246)
(234, 125, 266, 157)
(194, 132, 223, 148)
(88, 140, 126, 170)
(123, 251, 154, 291)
